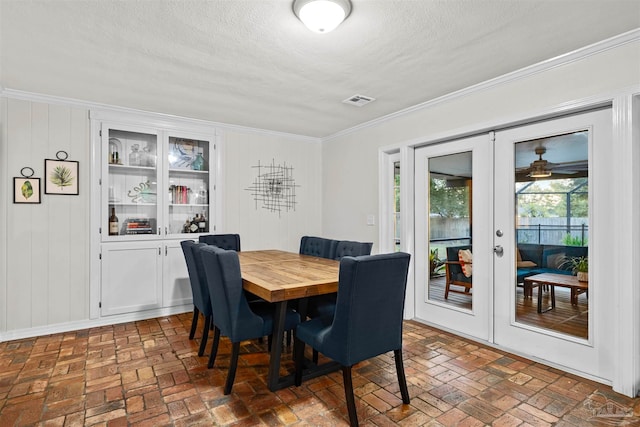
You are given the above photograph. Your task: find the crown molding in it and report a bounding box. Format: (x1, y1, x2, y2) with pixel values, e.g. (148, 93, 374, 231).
(324, 28, 640, 142)
(0, 88, 322, 144)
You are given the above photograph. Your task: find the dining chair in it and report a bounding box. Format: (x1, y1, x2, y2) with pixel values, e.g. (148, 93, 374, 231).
(333, 240, 373, 260)
(180, 240, 213, 357)
(197, 245, 301, 394)
(199, 233, 241, 251)
(306, 239, 373, 318)
(299, 235, 337, 259)
(294, 252, 411, 426)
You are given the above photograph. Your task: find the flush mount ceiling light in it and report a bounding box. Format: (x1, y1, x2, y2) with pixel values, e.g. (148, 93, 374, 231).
(293, 0, 352, 33)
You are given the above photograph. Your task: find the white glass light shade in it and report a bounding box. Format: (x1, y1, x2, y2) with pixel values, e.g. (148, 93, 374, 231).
(293, 0, 352, 33)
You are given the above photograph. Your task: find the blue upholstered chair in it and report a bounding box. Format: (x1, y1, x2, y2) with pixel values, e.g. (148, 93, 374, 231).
(197, 245, 300, 394)
(299, 236, 337, 259)
(199, 233, 241, 251)
(333, 240, 373, 260)
(294, 252, 411, 426)
(306, 239, 373, 319)
(180, 240, 212, 357)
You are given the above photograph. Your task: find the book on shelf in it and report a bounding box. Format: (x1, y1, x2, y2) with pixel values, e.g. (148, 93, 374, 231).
(170, 185, 190, 204)
(123, 218, 154, 234)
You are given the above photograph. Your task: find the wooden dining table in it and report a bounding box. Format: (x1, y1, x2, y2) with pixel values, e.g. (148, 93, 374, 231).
(237, 249, 340, 391)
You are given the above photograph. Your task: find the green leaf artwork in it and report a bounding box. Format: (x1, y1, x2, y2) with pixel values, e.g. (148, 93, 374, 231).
(50, 165, 74, 189)
(21, 180, 34, 199)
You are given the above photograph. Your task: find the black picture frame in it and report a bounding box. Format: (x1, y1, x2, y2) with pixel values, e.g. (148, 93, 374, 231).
(14, 177, 41, 204)
(44, 159, 79, 195)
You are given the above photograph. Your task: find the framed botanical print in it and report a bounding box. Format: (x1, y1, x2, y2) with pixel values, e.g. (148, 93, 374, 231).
(45, 158, 79, 195)
(14, 177, 41, 204)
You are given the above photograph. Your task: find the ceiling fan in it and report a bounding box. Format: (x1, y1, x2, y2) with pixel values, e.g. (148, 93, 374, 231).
(518, 147, 587, 179)
(528, 147, 553, 178)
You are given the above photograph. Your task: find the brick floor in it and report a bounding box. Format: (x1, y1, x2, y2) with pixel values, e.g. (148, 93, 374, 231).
(0, 314, 639, 426)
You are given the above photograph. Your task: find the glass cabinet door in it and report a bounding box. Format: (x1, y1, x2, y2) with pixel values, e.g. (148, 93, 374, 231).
(166, 135, 212, 236)
(103, 126, 160, 239)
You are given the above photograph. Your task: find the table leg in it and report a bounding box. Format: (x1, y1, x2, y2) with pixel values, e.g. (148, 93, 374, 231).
(537, 282, 542, 313)
(537, 282, 554, 313)
(267, 301, 287, 392)
(524, 281, 531, 299)
(266, 298, 341, 391)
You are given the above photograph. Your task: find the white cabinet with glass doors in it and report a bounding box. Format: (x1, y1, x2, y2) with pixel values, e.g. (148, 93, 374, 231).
(96, 120, 216, 317)
(101, 124, 215, 240)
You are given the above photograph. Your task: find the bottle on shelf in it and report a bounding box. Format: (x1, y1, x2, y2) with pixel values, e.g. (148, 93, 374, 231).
(143, 145, 156, 167)
(192, 152, 205, 171)
(129, 144, 141, 166)
(189, 215, 199, 233)
(109, 207, 119, 235)
(198, 212, 206, 232)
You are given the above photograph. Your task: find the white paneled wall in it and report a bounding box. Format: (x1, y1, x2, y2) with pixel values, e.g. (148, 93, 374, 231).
(1, 98, 90, 331)
(0, 97, 323, 339)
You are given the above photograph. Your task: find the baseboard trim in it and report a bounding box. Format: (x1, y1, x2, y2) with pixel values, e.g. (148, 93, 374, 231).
(0, 305, 193, 343)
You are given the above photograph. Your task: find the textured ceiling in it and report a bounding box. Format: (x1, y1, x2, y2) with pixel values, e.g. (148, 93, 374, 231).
(1, 1, 639, 138)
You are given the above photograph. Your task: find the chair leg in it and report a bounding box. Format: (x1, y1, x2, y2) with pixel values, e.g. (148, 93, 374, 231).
(312, 349, 319, 364)
(394, 349, 410, 404)
(294, 338, 305, 386)
(342, 366, 358, 427)
(207, 327, 220, 369)
(224, 342, 241, 395)
(286, 330, 292, 346)
(198, 315, 211, 357)
(444, 282, 450, 299)
(189, 307, 200, 339)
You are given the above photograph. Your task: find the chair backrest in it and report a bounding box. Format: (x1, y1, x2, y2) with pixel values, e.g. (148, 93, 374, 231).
(446, 245, 472, 278)
(334, 240, 373, 260)
(323, 252, 411, 366)
(180, 240, 212, 316)
(197, 245, 264, 341)
(299, 236, 337, 259)
(199, 234, 241, 251)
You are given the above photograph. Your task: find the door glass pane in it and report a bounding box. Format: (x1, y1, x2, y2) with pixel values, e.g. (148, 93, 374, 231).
(428, 152, 472, 310)
(514, 131, 589, 339)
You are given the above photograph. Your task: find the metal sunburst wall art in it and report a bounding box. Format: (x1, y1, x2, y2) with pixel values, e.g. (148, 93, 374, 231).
(246, 159, 298, 217)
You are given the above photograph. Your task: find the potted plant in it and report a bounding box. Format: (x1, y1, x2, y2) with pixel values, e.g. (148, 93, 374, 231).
(562, 256, 588, 282)
(429, 249, 445, 278)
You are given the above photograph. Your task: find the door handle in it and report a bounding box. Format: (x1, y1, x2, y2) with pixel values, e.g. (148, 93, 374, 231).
(493, 245, 504, 257)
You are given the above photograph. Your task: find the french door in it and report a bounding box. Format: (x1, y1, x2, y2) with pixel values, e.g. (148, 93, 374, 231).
(414, 108, 613, 382)
(493, 108, 612, 382)
(414, 134, 493, 340)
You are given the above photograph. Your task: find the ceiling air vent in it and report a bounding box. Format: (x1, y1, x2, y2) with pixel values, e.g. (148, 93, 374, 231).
(342, 94, 375, 107)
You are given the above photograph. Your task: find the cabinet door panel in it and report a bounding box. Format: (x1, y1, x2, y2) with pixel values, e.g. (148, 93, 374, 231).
(163, 242, 193, 307)
(102, 124, 160, 241)
(101, 243, 162, 316)
(166, 133, 214, 237)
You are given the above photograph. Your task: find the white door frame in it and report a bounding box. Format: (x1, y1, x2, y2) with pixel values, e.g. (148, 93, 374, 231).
(379, 147, 416, 319)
